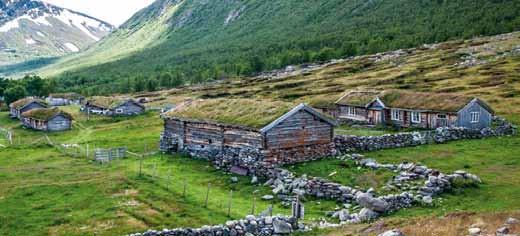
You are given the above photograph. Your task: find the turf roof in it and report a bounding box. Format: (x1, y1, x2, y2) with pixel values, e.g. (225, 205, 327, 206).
(87, 97, 134, 109)
(379, 90, 476, 112)
(21, 108, 73, 121)
(49, 93, 83, 100)
(164, 99, 297, 129)
(335, 90, 382, 107)
(10, 98, 47, 109)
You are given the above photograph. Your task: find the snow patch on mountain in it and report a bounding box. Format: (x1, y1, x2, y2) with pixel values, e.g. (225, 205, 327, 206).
(54, 9, 111, 41)
(25, 38, 36, 45)
(64, 42, 79, 52)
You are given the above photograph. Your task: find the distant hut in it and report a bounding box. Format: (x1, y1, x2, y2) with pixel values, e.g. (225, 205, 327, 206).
(9, 98, 48, 119)
(161, 99, 337, 169)
(336, 90, 495, 130)
(46, 93, 84, 106)
(21, 107, 73, 132)
(81, 97, 145, 116)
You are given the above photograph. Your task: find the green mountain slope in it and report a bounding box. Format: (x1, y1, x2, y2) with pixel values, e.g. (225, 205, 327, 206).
(26, 0, 520, 94)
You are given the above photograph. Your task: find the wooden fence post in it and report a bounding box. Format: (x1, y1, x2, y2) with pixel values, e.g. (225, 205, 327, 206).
(251, 196, 256, 215)
(183, 179, 187, 198)
(227, 190, 233, 217)
(139, 155, 143, 177)
(204, 183, 211, 208)
(167, 168, 172, 191)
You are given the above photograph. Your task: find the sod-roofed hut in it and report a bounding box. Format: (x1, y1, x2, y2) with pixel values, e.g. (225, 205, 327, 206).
(21, 107, 73, 131)
(161, 99, 337, 169)
(46, 93, 84, 106)
(9, 98, 48, 119)
(82, 97, 145, 116)
(336, 90, 495, 129)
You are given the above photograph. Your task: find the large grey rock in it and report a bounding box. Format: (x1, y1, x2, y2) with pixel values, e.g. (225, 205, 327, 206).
(273, 219, 292, 234)
(496, 226, 510, 235)
(506, 217, 519, 225)
(358, 208, 379, 221)
(357, 193, 389, 213)
(468, 227, 481, 235)
(378, 229, 405, 236)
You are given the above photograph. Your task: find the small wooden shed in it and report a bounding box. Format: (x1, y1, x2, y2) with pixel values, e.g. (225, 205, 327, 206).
(161, 99, 337, 166)
(82, 97, 145, 116)
(9, 98, 48, 119)
(21, 108, 73, 132)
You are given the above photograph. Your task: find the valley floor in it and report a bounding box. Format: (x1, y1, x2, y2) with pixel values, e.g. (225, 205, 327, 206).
(0, 106, 519, 236)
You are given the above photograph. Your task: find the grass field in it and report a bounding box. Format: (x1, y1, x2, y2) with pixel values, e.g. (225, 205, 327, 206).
(0, 107, 345, 236)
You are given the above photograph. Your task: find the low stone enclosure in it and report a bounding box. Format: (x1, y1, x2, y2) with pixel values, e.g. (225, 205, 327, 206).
(149, 117, 515, 235)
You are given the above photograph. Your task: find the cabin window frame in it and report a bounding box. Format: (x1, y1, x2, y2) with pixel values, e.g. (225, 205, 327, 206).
(411, 111, 421, 123)
(347, 106, 356, 116)
(391, 109, 401, 121)
(115, 108, 124, 114)
(470, 112, 480, 123)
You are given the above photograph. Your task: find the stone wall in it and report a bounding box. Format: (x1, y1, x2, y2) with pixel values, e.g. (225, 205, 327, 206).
(334, 117, 516, 153)
(131, 216, 299, 236)
(264, 143, 336, 166)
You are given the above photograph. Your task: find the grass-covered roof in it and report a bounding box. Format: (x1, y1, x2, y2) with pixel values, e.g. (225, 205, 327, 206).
(164, 99, 297, 129)
(10, 98, 47, 109)
(335, 90, 381, 107)
(49, 93, 83, 100)
(21, 108, 73, 121)
(379, 90, 475, 112)
(87, 97, 132, 109)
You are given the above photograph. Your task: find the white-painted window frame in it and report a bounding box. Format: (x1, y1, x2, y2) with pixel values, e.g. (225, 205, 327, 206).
(347, 106, 356, 116)
(115, 108, 124, 114)
(391, 109, 401, 121)
(470, 112, 480, 123)
(411, 111, 421, 123)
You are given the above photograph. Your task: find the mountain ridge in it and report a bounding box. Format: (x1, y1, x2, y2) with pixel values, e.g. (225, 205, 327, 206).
(0, 0, 115, 67)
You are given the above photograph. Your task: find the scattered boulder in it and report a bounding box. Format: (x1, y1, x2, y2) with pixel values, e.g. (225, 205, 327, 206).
(506, 217, 519, 225)
(231, 177, 239, 183)
(358, 208, 379, 222)
(261, 195, 274, 201)
(468, 227, 481, 236)
(273, 219, 292, 234)
(496, 226, 510, 235)
(378, 229, 405, 236)
(357, 193, 389, 213)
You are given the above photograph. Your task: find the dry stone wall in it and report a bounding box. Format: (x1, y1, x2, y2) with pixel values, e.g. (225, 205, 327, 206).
(130, 216, 299, 236)
(335, 117, 516, 153)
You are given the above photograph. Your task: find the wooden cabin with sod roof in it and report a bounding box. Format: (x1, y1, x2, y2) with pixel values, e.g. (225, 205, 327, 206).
(160, 99, 337, 167)
(335, 90, 495, 130)
(9, 98, 48, 119)
(46, 93, 84, 106)
(81, 97, 145, 116)
(21, 108, 73, 132)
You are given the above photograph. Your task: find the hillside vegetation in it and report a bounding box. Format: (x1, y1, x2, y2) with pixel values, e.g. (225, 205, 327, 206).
(136, 32, 520, 121)
(24, 0, 520, 95)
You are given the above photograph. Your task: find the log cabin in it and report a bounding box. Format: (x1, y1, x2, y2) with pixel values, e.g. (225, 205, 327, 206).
(46, 93, 84, 106)
(20, 107, 73, 132)
(335, 90, 495, 130)
(160, 99, 337, 167)
(81, 97, 145, 116)
(9, 98, 48, 119)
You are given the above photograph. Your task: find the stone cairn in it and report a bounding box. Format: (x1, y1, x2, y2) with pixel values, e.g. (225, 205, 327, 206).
(130, 216, 300, 236)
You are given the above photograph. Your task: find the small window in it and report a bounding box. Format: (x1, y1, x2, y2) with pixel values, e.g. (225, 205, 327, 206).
(411, 112, 421, 123)
(208, 139, 213, 144)
(115, 109, 124, 114)
(437, 114, 447, 119)
(391, 109, 401, 121)
(470, 112, 480, 123)
(347, 107, 356, 116)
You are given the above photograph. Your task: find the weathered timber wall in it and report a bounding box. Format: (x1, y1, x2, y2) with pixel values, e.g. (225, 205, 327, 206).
(263, 110, 335, 164)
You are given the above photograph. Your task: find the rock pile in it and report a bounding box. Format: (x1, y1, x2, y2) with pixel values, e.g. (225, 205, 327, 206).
(130, 216, 299, 236)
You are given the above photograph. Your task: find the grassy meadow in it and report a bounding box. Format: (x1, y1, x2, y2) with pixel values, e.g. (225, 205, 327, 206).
(0, 107, 344, 236)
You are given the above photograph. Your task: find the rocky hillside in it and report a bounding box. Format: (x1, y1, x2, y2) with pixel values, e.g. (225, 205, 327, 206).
(14, 0, 520, 91)
(0, 0, 114, 67)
